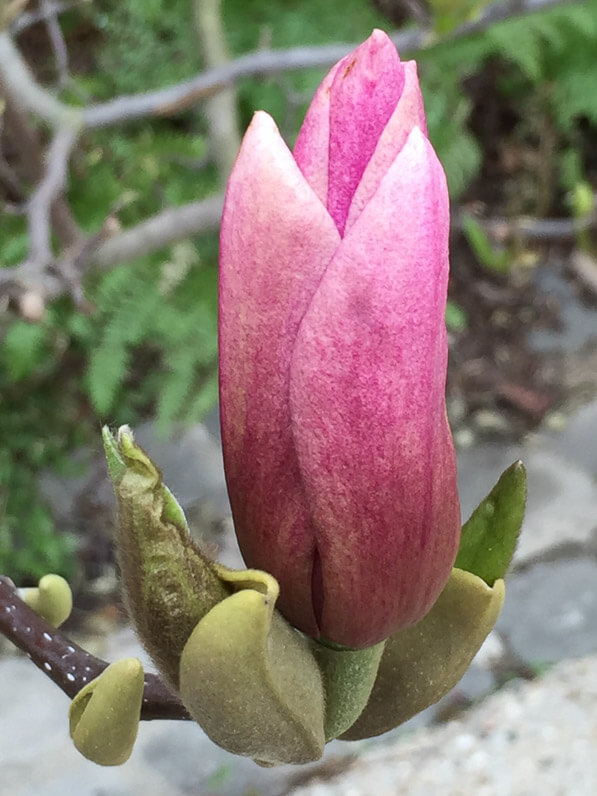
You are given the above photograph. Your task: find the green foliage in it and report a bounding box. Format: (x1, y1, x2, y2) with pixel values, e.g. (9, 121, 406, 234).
(2, 321, 49, 382)
(78, 246, 219, 430)
(0, 315, 81, 581)
(461, 215, 511, 273)
(418, 0, 597, 197)
(445, 301, 468, 332)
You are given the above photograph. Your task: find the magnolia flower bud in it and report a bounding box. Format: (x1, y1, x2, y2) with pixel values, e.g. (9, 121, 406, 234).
(219, 29, 460, 648)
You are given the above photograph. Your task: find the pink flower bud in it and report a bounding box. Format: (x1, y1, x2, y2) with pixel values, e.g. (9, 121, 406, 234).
(219, 30, 460, 648)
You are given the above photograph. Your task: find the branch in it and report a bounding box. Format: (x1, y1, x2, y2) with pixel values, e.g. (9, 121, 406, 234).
(27, 126, 78, 267)
(0, 575, 190, 722)
(10, 0, 91, 34)
(0, 31, 81, 128)
(0, 0, 577, 130)
(91, 194, 224, 271)
(456, 199, 597, 242)
(0, 87, 82, 245)
(0, 194, 224, 300)
(41, 0, 70, 88)
(4, 190, 595, 304)
(193, 0, 241, 179)
(0, 0, 582, 307)
(86, 0, 575, 128)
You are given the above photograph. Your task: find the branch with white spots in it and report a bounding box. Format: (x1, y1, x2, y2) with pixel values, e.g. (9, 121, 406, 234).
(0, 576, 190, 722)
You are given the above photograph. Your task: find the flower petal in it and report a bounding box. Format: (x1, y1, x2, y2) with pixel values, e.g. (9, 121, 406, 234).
(289, 127, 460, 648)
(326, 29, 404, 235)
(219, 111, 341, 638)
(293, 59, 343, 205)
(344, 60, 426, 233)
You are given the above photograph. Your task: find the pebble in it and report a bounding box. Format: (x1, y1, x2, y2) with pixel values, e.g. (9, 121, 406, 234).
(292, 655, 597, 795)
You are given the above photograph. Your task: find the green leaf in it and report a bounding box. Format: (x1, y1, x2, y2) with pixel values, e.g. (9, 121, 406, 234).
(445, 300, 468, 332)
(462, 214, 511, 273)
(455, 461, 527, 585)
(1, 321, 48, 381)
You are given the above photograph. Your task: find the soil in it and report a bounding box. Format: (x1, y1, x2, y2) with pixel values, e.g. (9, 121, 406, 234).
(446, 239, 597, 443)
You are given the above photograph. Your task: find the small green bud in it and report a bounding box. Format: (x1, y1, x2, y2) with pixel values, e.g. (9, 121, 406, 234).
(69, 658, 144, 766)
(21, 574, 73, 627)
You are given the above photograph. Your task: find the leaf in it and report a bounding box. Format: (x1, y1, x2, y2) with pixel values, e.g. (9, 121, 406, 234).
(455, 461, 527, 585)
(462, 214, 511, 273)
(445, 300, 468, 332)
(1, 321, 47, 381)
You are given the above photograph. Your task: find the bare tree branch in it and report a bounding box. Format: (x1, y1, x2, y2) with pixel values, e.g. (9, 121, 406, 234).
(41, 0, 70, 87)
(0, 575, 191, 722)
(456, 197, 597, 243)
(91, 194, 224, 272)
(0, 85, 82, 244)
(0, 0, 577, 130)
(27, 126, 78, 266)
(0, 194, 224, 299)
(0, 0, 29, 32)
(87, 0, 575, 128)
(10, 0, 91, 34)
(0, 31, 81, 127)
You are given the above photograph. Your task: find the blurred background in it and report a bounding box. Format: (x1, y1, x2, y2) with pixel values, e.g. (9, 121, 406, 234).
(1, 0, 597, 793)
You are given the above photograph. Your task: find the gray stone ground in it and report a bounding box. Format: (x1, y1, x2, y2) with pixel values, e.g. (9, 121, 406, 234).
(2, 399, 597, 795)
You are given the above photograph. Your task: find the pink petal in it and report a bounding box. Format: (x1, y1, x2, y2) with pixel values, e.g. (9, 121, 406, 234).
(293, 58, 343, 205)
(326, 29, 404, 235)
(219, 111, 341, 638)
(289, 128, 460, 647)
(344, 60, 427, 233)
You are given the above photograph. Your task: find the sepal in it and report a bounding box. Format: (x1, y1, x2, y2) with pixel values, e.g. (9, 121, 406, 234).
(340, 568, 504, 740)
(69, 658, 144, 766)
(179, 569, 326, 765)
(310, 638, 385, 740)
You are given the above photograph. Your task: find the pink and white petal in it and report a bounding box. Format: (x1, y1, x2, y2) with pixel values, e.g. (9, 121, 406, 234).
(219, 111, 340, 637)
(293, 59, 343, 205)
(289, 127, 460, 648)
(344, 60, 427, 233)
(326, 29, 404, 236)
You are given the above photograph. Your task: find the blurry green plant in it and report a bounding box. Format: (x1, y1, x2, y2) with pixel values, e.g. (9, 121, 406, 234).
(445, 301, 468, 332)
(1, 0, 597, 582)
(461, 215, 511, 273)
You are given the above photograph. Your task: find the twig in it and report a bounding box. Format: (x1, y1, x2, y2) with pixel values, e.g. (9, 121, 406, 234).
(0, 31, 80, 127)
(0, 194, 224, 299)
(41, 0, 70, 87)
(457, 202, 597, 242)
(10, 0, 91, 34)
(0, 575, 191, 722)
(0, 0, 29, 32)
(4, 192, 595, 302)
(91, 194, 224, 271)
(0, 87, 82, 245)
(0, 0, 583, 306)
(0, 0, 577, 130)
(27, 126, 78, 267)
